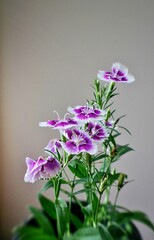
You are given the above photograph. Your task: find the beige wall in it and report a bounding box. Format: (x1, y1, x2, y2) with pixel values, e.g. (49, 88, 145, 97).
(1, 0, 154, 239)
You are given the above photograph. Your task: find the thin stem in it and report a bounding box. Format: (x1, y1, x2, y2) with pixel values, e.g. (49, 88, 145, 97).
(67, 165, 77, 234)
(111, 189, 120, 222)
(95, 192, 102, 224)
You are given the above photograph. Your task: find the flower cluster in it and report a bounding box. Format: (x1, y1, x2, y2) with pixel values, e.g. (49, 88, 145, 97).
(14, 62, 154, 240)
(24, 63, 134, 183)
(25, 106, 110, 183)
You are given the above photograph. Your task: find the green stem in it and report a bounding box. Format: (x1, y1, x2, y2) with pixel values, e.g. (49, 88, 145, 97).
(67, 165, 77, 234)
(104, 186, 110, 204)
(112, 189, 120, 222)
(95, 192, 102, 224)
(86, 153, 96, 227)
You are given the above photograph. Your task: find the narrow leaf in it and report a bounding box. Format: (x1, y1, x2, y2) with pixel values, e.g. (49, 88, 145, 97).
(13, 226, 57, 240)
(98, 223, 114, 240)
(55, 198, 69, 238)
(40, 179, 54, 192)
(28, 206, 54, 235)
(72, 226, 102, 240)
(38, 193, 56, 220)
(116, 211, 154, 231)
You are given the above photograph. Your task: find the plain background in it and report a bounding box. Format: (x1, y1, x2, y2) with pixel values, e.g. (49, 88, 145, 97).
(1, 0, 154, 239)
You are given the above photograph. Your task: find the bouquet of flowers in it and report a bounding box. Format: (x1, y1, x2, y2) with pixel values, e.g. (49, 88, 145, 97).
(13, 63, 154, 240)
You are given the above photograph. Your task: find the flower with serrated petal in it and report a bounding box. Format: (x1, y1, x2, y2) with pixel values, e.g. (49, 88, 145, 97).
(39, 118, 77, 130)
(87, 122, 108, 141)
(97, 62, 135, 83)
(61, 129, 97, 155)
(24, 156, 60, 183)
(68, 105, 105, 122)
(45, 139, 62, 155)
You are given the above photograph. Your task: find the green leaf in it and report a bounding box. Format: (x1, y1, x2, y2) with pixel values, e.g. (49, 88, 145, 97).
(73, 188, 96, 196)
(116, 210, 154, 231)
(72, 226, 102, 240)
(73, 177, 88, 185)
(68, 159, 87, 178)
(28, 206, 54, 235)
(55, 198, 69, 237)
(71, 212, 83, 229)
(38, 193, 56, 220)
(93, 153, 109, 162)
(13, 226, 56, 240)
(91, 192, 99, 215)
(40, 179, 54, 192)
(108, 134, 116, 148)
(114, 115, 126, 125)
(92, 171, 104, 182)
(112, 145, 133, 163)
(98, 223, 114, 240)
(118, 125, 131, 135)
(108, 222, 126, 239)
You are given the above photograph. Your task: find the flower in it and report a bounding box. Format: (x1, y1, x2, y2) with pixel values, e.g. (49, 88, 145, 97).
(39, 118, 78, 130)
(68, 105, 105, 122)
(97, 62, 135, 83)
(24, 156, 60, 183)
(86, 122, 108, 141)
(53, 118, 78, 130)
(45, 139, 62, 154)
(39, 119, 58, 127)
(61, 129, 97, 155)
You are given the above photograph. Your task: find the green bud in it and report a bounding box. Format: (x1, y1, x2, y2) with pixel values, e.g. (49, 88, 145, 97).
(118, 173, 126, 190)
(99, 175, 108, 193)
(105, 109, 111, 121)
(106, 81, 116, 98)
(95, 79, 100, 92)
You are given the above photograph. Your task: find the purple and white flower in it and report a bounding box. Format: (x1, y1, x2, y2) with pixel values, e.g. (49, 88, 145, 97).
(24, 156, 60, 183)
(45, 139, 62, 154)
(39, 119, 58, 127)
(86, 122, 108, 141)
(105, 120, 115, 128)
(68, 105, 105, 122)
(39, 118, 77, 130)
(97, 62, 135, 83)
(61, 129, 97, 155)
(53, 118, 78, 130)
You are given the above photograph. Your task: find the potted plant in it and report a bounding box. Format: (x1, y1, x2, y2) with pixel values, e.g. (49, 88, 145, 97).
(13, 63, 154, 240)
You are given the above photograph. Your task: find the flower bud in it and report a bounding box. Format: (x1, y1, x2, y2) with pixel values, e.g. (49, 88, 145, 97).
(118, 173, 126, 190)
(99, 175, 108, 193)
